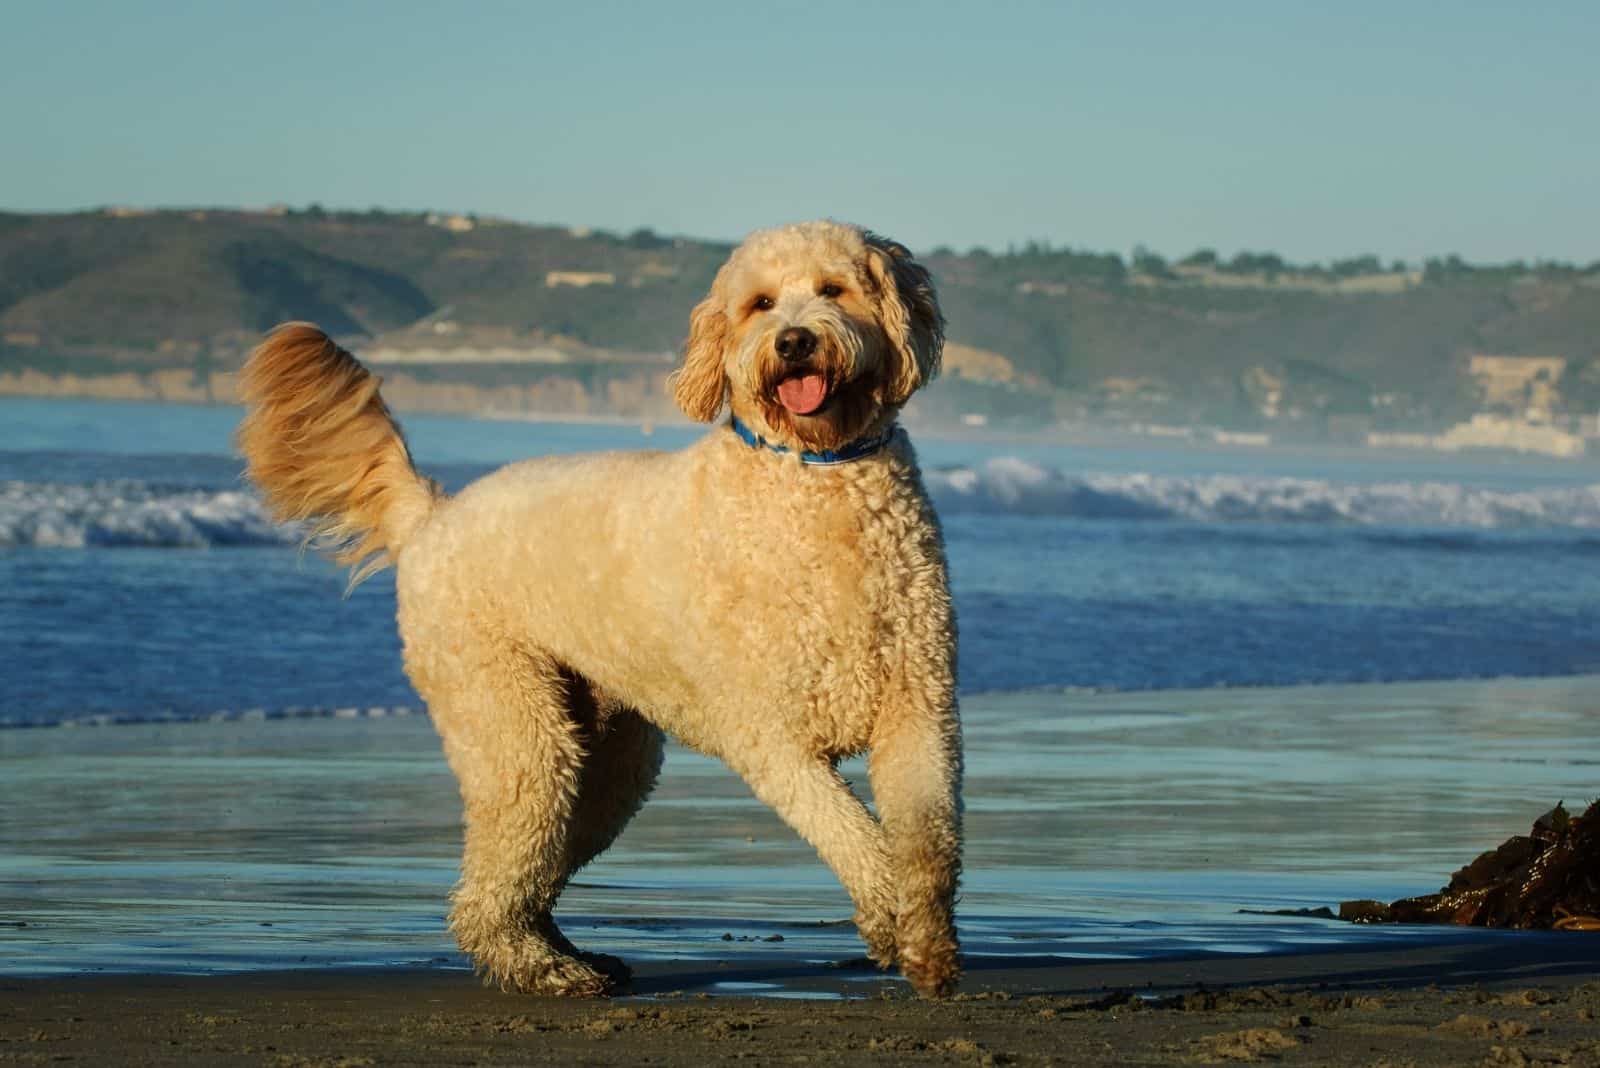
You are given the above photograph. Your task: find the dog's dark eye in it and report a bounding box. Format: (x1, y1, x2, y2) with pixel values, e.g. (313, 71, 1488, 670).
(819, 283, 843, 299)
(751, 296, 774, 313)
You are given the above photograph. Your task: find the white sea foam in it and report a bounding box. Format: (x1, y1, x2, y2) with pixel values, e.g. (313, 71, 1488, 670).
(924, 458, 1600, 528)
(0, 704, 422, 730)
(5, 463, 1600, 550)
(0, 480, 295, 548)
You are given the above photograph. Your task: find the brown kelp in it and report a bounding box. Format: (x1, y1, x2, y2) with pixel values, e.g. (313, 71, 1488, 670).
(1341, 800, 1600, 930)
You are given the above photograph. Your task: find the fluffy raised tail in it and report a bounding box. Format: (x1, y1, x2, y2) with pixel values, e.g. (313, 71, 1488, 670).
(236, 322, 439, 583)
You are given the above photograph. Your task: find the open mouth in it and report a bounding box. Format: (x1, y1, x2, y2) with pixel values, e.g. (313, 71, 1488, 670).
(775, 370, 830, 416)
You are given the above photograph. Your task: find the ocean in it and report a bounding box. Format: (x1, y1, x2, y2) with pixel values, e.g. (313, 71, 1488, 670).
(3, 395, 1599, 982)
(5, 398, 1600, 724)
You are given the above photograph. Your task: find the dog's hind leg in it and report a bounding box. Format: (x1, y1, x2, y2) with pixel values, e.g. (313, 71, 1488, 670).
(431, 658, 613, 996)
(552, 679, 665, 985)
(562, 697, 664, 878)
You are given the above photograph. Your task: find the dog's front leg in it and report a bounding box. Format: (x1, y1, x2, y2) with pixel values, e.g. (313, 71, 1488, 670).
(868, 701, 963, 999)
(724, 747, 898, 968)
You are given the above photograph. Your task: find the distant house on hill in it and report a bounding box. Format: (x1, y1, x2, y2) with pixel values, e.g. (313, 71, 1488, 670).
(546, 270, 616, 288)
(426, 212, 476, 233)
(1468, 354, 1567, 421)
(942, 342, 1017, 384)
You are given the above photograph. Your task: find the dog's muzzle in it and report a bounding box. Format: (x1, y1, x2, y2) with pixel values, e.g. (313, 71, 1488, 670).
(769, 328, 830, 415)
(774, 327, 817, 363)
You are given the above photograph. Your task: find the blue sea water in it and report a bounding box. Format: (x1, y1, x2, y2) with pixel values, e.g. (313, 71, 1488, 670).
(4, 397, 1600, 725)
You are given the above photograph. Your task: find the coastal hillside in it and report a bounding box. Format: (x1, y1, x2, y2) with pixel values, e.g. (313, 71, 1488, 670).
(2, 207, 1598, 435)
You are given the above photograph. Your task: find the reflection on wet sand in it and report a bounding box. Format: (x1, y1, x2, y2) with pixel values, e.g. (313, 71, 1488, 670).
(2, 675, 1597, 986)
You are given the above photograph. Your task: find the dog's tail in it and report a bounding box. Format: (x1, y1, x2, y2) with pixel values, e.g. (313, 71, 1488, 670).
(236, 322, 440, 584)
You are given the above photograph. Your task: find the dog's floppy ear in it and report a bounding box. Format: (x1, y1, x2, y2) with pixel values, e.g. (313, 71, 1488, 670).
(671, 288, 730, 422)
(865, 233, 945, 405)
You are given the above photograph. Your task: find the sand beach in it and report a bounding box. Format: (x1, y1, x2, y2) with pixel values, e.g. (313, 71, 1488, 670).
(4, 676, 1599, 1063)
(5, 951, 1600, 1065)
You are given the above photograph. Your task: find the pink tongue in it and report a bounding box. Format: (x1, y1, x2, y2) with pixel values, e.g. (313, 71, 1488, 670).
(777, 373, 828, 415)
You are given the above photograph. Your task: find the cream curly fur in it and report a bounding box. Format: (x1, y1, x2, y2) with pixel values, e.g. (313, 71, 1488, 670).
(236, 220, 963, 998)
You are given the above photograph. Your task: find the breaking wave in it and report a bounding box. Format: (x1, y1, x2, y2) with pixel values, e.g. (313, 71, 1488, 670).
(924, 458, 1600, 528)
(6, 460, 1600, 549)
(0, 704, 423, 730)
(0, 480, 294, 548)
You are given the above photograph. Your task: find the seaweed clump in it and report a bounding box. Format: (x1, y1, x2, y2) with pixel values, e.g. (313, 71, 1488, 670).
(1340, 800, 1600, 930)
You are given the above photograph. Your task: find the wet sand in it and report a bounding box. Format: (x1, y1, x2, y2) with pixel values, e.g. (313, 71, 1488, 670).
(8, 676, 1600, 977)
(5, 676, 1600, 1062)
(5, 941, 1600, 1066)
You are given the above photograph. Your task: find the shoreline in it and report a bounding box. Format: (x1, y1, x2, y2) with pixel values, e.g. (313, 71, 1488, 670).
(5, 942, 1599, 1065)
(7, 929, 1600, 997)
(7, 392, 1598, 468)
(6, 670, 1600, 731)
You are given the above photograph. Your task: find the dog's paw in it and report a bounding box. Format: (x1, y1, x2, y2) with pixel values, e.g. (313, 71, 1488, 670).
(479, 950, 616, 998)
(897, 936, 962, 999)
(506, 954, 615, 997)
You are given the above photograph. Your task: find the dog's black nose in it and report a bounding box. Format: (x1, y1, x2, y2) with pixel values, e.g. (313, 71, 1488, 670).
(774, 327, 817, 363)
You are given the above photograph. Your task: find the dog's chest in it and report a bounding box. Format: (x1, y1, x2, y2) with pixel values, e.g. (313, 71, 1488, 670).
(680, 459, 948, 752)
(704, 462, 929, 620)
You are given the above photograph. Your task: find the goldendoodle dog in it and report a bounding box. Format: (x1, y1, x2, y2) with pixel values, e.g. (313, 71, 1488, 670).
(236, 220, 962, 999)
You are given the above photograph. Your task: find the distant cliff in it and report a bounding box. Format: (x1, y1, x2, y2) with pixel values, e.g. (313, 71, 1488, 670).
(4, 207, 1599, 433)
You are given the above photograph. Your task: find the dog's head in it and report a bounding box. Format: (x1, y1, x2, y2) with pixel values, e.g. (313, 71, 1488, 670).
(671, 220, 944, 453)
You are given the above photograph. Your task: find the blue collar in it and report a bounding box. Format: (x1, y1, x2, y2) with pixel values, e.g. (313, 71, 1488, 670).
(728, 416, 896, 466)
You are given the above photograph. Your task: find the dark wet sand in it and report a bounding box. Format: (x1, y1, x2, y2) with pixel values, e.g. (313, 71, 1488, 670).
(8, 677, 1600, 1062)
(6, 939, 1599, 1066)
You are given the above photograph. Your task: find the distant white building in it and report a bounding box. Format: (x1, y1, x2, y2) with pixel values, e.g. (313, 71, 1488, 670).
(1366, 431, 1435, 451)
(426, 213, 476, 233)
(1212, 430, 1271, 447)
(1434, 413, 1584, 458)
(546, 271, 616, 288)
(1132, 423, 1195, 439)
(1467, 354, 1567, 421)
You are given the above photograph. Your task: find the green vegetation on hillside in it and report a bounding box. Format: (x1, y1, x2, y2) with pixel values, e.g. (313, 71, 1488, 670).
(3, 207, 1598, 432)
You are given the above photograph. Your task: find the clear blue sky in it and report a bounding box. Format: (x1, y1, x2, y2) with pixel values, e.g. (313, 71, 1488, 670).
(4, 1, 1596, 264)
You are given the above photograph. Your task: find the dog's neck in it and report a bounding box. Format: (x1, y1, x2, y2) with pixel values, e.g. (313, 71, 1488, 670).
(727, 416, 897, 466)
